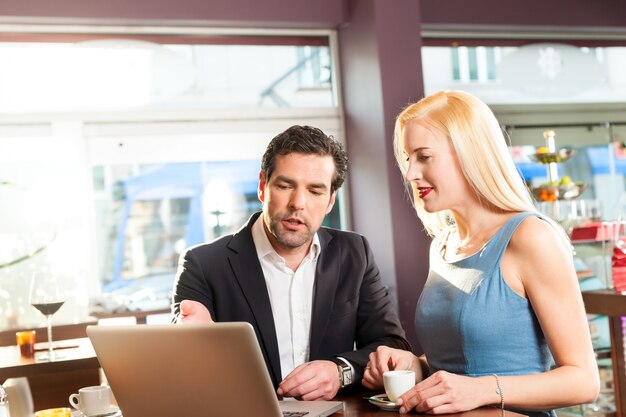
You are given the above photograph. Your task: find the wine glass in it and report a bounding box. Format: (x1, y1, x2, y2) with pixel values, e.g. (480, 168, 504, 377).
(29, 271, 65, 361)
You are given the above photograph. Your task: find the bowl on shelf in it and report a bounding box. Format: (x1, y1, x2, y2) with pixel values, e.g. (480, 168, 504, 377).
(532, 182, 587, 202)
(529, 147, 576, 164)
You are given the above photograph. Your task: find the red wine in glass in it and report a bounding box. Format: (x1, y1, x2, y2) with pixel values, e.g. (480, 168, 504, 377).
(29, 272, 65, 361)
(32, 301, 65, 316)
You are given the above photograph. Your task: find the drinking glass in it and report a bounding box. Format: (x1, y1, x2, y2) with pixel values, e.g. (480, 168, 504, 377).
(29, 271, 65, 361)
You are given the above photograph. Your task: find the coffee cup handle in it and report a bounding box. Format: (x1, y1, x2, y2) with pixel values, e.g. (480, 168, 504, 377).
(69, 393, 80, 410)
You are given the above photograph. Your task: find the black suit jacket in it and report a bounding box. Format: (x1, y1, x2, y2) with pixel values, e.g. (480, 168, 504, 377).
(172, 212, 411, 388)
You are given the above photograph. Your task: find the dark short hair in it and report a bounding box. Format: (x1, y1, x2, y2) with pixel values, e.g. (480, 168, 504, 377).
(261, 125, 348, 193)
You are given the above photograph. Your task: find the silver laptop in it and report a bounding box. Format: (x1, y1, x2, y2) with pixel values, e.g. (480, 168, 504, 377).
(87, 323, 343, 417)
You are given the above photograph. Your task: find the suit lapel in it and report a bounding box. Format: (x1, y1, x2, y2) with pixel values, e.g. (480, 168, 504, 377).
(309, 228, 340, 359)
(227, 213, 282, 386)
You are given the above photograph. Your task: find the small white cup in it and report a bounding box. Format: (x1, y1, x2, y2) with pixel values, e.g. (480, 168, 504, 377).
(383, 370, 415, 402)
(68, 386, 111, 416)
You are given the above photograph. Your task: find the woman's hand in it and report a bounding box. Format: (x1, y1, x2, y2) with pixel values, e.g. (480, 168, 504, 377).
(362, 346, 421, 390)
(397, 371, 494, 414)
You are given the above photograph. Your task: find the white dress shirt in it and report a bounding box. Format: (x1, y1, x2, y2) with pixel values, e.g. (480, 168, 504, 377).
(251, 216, 320, 379)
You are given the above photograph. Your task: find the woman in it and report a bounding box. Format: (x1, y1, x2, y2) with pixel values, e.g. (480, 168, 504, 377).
(363, 91, 599, 416)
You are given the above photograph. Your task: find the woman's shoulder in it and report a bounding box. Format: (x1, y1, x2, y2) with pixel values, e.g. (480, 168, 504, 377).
(508, 213, 568, 259)
(514, 211, 560, 235)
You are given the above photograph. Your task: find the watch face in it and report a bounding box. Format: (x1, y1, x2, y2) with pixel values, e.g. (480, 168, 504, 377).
(341, 367, 352, 386)
(343, 373, 352, 385)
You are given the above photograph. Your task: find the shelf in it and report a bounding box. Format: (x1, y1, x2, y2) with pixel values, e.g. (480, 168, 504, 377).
(573, 238, 613, 245)
(582, 290, 626, 316)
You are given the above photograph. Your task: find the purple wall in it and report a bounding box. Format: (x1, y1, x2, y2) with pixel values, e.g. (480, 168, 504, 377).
(0, 0, 347, 28)
(3, 0, 624, 29)
(420, 0, 626, 27)
(339, 0, 428, 351)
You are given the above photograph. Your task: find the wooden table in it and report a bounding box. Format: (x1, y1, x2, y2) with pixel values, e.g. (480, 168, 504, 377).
(0, 338, 525, 416)
(334, 387, 525, 416)
(0, 337, 100, 410)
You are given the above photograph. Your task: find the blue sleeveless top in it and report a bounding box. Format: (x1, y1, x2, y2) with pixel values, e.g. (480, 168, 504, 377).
(415, 212, 555, 417)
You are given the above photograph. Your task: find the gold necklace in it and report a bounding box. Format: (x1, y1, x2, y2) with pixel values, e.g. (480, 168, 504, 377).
(451, 225, 484, 255)
(453, 234, 471, 255)
(454, 241, 468, 255)
(443, 227, 472, 257)
(447, 215, 511, 257)
(452, 225, 498, 255)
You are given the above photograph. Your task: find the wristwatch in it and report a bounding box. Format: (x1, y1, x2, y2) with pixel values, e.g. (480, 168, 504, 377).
(329, 357, 353, 388)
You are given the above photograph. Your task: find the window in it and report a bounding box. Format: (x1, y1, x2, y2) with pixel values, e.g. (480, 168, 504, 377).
(0, 28, 346, 330)
(450, 46, 498, 82)
(423, 44, 619, 104)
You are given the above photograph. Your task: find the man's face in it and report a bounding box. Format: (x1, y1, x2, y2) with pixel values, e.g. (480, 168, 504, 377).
(259, 152, 337, 254)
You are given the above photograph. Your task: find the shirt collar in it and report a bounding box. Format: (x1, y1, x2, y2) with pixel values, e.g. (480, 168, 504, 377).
(252, 214, 321, 261)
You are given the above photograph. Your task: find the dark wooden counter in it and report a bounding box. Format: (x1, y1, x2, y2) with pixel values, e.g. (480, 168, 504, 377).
(0, 322, 96, 347)
(89, 308, 171, 325)
(582, 289, 626, 417)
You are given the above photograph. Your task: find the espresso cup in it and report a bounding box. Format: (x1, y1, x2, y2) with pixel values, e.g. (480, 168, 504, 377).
(69, 385, 111, 416)
(383, 370, 415, 402)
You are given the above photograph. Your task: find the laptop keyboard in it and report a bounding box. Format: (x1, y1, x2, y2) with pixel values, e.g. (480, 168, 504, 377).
(282, 412, 309, 417)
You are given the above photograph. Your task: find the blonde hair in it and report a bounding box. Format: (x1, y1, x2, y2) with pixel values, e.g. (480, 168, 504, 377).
(394, 90, 569, 247)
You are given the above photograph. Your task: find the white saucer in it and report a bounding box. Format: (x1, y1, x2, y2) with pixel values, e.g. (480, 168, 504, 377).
(71, 405, 122, 417)
(366, 393, 400, 411)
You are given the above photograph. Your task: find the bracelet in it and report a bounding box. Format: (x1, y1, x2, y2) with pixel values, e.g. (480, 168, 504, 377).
(492, 374, 504, 411)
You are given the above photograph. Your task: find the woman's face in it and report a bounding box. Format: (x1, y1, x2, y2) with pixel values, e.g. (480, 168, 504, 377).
(402, 121, 472, 214)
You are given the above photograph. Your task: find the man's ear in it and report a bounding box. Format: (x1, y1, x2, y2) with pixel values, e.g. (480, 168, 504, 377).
(258, 171, 266, 203)
(326, 190, 337, 214)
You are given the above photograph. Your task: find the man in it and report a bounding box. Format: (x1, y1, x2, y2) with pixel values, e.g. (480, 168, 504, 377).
(172, 125, 410, 401)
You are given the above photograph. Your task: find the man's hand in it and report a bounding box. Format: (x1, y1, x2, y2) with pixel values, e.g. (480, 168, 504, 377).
(362, 346, 421, 390)
(277, 360, 341, 401)
(176, 300, 214, 323)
